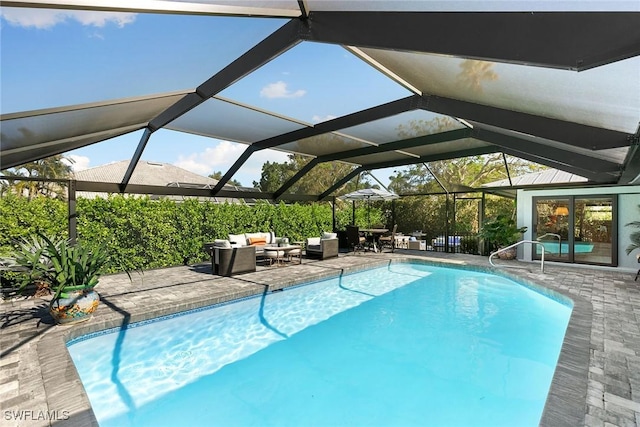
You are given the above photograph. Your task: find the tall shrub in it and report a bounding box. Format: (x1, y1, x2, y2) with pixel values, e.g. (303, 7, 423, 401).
(0, 194, 67, 256)
(1, 195, 386, 273)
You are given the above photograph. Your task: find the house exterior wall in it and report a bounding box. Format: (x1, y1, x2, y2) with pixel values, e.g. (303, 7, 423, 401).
(517, 186, 640, 272)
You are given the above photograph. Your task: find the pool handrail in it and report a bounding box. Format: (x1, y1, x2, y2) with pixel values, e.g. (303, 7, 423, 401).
(537, 232, 562, 243)
(489, 240, 549, 273)
(536, 232, 563, 256)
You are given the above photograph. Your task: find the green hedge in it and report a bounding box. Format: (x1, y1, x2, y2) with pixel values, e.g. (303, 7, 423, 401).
(0, 193, 68, 256)
(0, 195, 382, 274)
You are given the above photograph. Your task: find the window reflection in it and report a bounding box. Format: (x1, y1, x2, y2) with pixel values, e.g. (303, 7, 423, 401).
(535, 199, 570, 261)
(574, 199, 613, 265)
(534, 196, 615, 266)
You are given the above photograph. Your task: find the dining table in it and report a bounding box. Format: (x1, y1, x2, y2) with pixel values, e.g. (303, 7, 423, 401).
(359, 228, 388, 252)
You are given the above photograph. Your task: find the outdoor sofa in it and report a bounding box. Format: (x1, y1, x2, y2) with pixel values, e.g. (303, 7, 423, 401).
(228, 231, 280, 255)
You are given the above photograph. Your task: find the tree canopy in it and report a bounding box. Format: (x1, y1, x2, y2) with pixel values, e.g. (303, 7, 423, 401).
(209, 171, 242, 187)
(254, 154, 374, 196)
(1, 155, 73, 200)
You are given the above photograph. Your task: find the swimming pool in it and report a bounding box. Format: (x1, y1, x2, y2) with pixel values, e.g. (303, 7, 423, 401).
(68, 262, 572, 426)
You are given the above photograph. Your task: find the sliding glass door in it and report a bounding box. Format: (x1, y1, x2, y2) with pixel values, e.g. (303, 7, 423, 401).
(534, 198, 571, 262)
(533, 196, 617, 266)
(573, 198, 615, 265)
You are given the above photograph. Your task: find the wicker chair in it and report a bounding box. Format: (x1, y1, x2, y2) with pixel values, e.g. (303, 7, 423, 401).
(306, 234, 339, 259)
(203, 242, 256, 276)
(346, 225, 366, 253)
(378, 224, 398, 252)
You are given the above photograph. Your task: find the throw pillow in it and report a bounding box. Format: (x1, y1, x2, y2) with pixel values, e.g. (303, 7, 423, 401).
(322, 232, 337, 240)
(249, 237, 267, 246)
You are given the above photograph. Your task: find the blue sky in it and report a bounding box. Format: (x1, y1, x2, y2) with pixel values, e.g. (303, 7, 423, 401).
(1, 7, 410, 187)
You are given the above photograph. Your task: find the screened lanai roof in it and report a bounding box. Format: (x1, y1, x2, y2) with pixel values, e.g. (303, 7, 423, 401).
(1, 1, 639, 201)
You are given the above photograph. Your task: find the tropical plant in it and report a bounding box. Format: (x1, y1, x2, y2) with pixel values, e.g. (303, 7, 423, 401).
(5, 234, 62, 293)
(7, 233, 108, 299)
(479, 214, 528, 251)
(41, 236, 109, 300)
(625, 206, 640, 255)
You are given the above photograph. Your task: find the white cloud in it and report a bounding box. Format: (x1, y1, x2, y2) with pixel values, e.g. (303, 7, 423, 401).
(312, 114, 337, 123)
(260, 81, 306, 99)
(174, 142, 242, 176)
(63, 155, 91, 171)
(173, 142, 289, 186)
(0, 7, 136, 29)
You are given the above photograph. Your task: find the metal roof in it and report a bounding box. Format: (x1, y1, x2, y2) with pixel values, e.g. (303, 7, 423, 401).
(1, 2, 639, 200)
(483, 168, 589, 187)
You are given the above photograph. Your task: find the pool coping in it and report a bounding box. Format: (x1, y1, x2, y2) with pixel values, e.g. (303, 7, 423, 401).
(38, 255, 591, 427)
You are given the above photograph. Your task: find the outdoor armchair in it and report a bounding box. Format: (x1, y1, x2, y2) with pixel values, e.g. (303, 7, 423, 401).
(306, 232, 339, 259)
(203, 241, 256, 276)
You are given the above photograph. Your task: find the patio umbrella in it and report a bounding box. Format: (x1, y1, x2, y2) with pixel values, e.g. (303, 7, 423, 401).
(340, 188, 399, 228)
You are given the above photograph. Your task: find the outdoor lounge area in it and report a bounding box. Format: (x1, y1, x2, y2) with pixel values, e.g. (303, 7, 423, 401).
(2, 250, 640, 426)
(203, 231, 339, 275)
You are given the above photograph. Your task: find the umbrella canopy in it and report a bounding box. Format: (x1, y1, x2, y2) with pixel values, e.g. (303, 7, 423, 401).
(340, 188, 400, 201)
(340, 189, 399, 228)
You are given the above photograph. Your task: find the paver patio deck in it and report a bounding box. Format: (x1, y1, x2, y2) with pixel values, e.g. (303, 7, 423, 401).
(1, 250, 639, 427)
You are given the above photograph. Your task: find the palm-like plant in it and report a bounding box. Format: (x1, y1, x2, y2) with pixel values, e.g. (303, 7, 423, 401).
(6, 234, 63, 292)
(1, 155, 73, 200)
(38, 235, 109, 300)
(7, 233, 108, 298)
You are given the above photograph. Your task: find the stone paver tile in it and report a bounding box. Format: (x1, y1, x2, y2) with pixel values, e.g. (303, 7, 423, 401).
(0, 380, 19, 395)
(604, 392, 640, 412)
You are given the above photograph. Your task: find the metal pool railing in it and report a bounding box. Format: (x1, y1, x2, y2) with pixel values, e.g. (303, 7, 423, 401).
(489, 240, 549, 273)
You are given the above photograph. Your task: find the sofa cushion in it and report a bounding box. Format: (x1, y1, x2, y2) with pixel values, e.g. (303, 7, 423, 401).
(213, 239, 231, 248)
(322, 232, 337, 239)
(245, 232, 266, 243)
(307, 237, 321, 246)
(229, 234, 246, 246)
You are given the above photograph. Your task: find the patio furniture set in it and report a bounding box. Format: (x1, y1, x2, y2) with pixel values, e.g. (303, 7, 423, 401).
(383, 230, 463, 252)
(346, 225, 397, 253)
(203, 231, 339, 276)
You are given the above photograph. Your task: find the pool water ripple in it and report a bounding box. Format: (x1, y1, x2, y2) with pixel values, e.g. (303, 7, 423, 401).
(68, 263, 571, 426)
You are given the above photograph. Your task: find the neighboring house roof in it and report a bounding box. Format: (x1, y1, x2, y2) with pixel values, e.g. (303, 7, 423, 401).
(73, 160, 257, 203)
(74, 160, 216, 187)
(483, 168, 589, 188)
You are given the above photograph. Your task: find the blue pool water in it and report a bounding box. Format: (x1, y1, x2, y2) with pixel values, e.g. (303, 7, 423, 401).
(68, 262, 572, 427)
(536, 241, 594, 255)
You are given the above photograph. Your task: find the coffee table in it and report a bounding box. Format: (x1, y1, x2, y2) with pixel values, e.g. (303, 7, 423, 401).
(263, 245, 302, 266)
